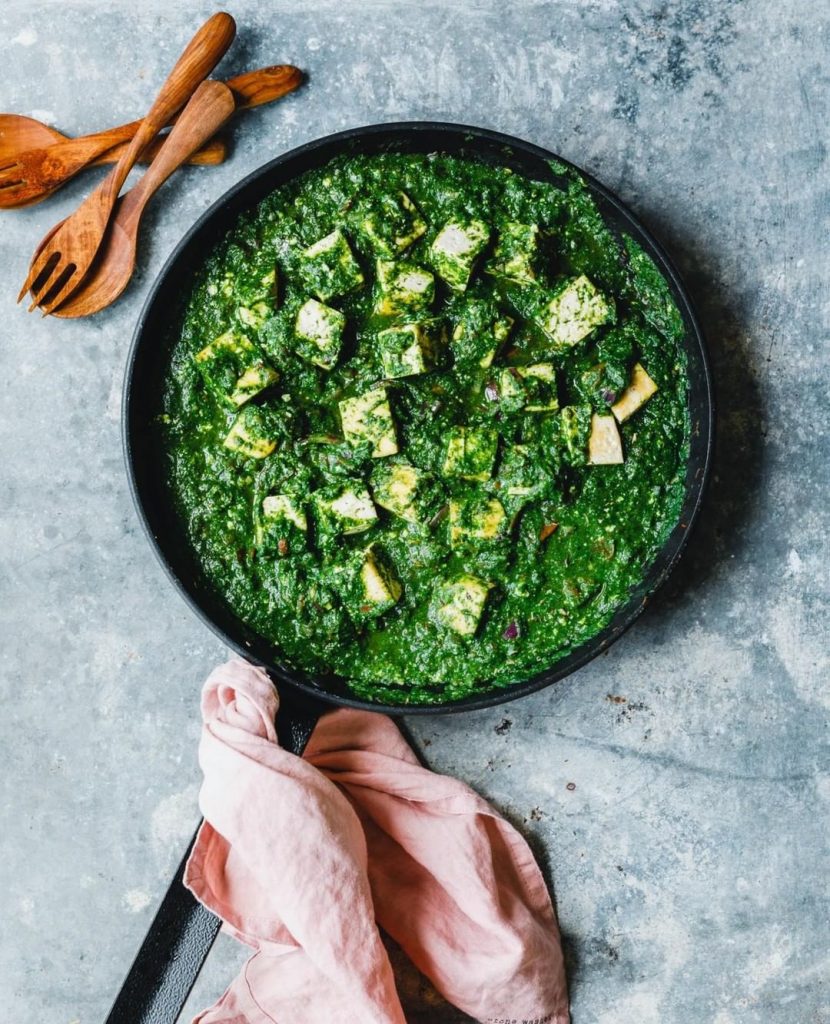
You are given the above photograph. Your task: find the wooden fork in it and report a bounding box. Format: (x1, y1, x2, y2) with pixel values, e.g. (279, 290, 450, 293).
(0, 65, 302, 209)
(51, 81, 237, 318)
(18, 11, 236, 315)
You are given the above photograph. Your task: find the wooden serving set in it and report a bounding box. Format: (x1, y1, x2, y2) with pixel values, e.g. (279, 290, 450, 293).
(2, 12, 302, 317)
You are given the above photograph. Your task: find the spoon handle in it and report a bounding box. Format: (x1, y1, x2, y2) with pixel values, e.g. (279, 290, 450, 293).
(86, 65, 302, 164)
(100, 12, 236, 208)
(118, 81, 236, 231)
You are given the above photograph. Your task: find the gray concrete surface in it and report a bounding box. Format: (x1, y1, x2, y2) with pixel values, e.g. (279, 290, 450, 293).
(1, 1, 827, 1022)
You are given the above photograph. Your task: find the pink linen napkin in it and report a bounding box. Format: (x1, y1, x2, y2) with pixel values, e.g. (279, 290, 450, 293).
(184, 658, 569, 1024)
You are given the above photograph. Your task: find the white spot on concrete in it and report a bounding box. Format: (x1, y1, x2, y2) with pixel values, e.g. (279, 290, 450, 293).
(19, 896, 34, 926)
(122, 888, 152, 913)
(769, 594, 829, 708)
(744, 926, 794, 987)
(12, 28, 37, 46)
(151, 785, 199, 875)
(598, 990, 661, 1024)
(786, 548, 803, 574)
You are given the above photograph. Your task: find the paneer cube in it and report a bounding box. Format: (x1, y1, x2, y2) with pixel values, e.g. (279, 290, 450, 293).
(451, 299, 513, 368)
(236, 267, 277, 306)
(300, 229, 364, 302)
(519, 363, 559, 412)
(235, 267, 277, 330)
(495, 367, 529, 414)
(196, 331, 279, 408)
(448, 495, 506, 548)
(229, 364, 280, 407)
(497, 444, 556, 511)
(588, 413, 624, 465)
(492, 363, 558, 415)
(314, 484, 378, 537)
(223, 405, 278, 459)
(611, 362, 658, 422)
(360, 191, 427, 258)
(429, 219, 490, 292)
(294, 298, 346, 370)
(442, 426, 499, 481)
(339, 386, 398, 457)
(237, 301, 273, 331)
(262, 494, 308, 532)
(359, 544, 402, 617)
(371, 461, 440, 523)
(374, 260, 435, 316)
(377, 321, 443, 378)
(559, 405, 592, 466)
(486, 222, 540, 283)
(535, 275, 614, 351)
(330, 543, 402, 621)
(257, 494, 308, 555)
(431, 574, 492, 636)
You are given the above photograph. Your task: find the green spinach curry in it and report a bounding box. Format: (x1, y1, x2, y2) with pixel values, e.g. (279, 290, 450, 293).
(161, 152, 690, 704)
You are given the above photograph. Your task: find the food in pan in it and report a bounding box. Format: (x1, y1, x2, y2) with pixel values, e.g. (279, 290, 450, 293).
(161, 152, 690, 703)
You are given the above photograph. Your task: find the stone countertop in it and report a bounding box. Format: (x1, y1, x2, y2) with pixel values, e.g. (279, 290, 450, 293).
(1, 2, 827, 1022)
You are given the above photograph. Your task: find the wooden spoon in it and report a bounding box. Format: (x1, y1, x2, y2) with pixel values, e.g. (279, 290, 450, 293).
(0, 65, 302, 209)
(52, 80, 236, 318)
(19, 11, 236, 314)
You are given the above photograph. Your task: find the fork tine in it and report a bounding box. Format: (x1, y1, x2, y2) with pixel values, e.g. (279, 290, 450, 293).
(18, 251, 57, 305)
(35, 263, 78, 316)
(0, 165, 25, 191)
(18, 222, 64, 304)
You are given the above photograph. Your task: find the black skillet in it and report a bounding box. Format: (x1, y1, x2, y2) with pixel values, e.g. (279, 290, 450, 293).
(110, 122, 713, 1023)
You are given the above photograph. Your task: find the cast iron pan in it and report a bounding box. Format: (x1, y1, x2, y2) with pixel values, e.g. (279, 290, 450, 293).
(110, 123, 713, 1023)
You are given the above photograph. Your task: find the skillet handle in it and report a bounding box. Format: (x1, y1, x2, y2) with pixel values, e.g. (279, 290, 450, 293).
(102, 689, 323, 1024)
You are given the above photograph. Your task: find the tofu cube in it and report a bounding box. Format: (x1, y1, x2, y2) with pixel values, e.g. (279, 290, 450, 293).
(294, 298, 346, 370)
(535, 275, 614, 351)
(314, 484, 378, 537)
(431, 574, 491, 636)
(360, 191, 427, 258)
(257, 494, 308, 555)
(486, 222, 540, 283)
(429, 219, 490, 292)
(196, 330, 278, 408)
(330, 543, 402, 621)
(442, 426, 498, 481)
(612, 362, 658, 422)
(300, 229, 364, 302)
(371, 461, 440, 523)
(377, 321, 443, 378)
(374, 260, 435, 316)
(222, 405, 278, 459)
(452, 299, 513, 368)
(448, 495, 506, 548)
(559, 405, 592, 466)
(339, 386, 398, 457)
(588, 413, 624, 465)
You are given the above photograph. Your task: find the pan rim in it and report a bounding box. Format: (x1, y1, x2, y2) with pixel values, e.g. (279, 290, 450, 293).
(123, 120, 714, 715)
